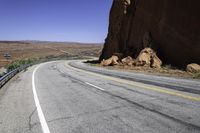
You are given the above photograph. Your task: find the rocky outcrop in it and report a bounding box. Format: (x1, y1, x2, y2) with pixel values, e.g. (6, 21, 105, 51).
(100, 0, 200, 67)
(100, 48, 162, 69)
(186, 63, 200, 73)
(135, 48, 162, 69)
(100, 55, 119, 66)
(122, 56, 134, 66)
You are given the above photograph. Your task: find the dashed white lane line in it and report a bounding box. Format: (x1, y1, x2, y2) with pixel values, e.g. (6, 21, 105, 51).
(32, 64, 51, 133)
(85, 82, 105, 91)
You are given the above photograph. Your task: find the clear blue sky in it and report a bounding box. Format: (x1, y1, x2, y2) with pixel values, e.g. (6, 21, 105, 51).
(0, 0, 112, 43)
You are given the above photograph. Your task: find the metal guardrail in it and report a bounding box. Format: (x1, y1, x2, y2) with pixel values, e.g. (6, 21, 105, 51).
(0, 55, 86, 88)
(0, 64, 31, 88)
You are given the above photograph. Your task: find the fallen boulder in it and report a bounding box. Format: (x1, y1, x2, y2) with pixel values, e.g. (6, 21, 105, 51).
(186, 63, 200, 73)
(100, 48, 162, 69)
(100, 55, 119, 66)
(122, 56, 134, 66)
(135, 48, 162, 69)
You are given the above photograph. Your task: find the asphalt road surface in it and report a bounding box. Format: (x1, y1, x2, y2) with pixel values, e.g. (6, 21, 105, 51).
(0, 60, 200, 133)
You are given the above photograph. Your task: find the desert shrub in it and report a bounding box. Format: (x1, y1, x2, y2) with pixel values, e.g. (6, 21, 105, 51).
(6, 62, 21, 71)
(5, 58, 36, 71)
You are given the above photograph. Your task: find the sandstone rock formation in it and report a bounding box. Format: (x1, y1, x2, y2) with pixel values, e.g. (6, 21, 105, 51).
(122, 56, 134, 66)
(186, 63, 200, 73)
(135, 48, 162, 69)
(100, 55, 119, 66)
(100, 48, 162, 69)
(100, 0, 200, 67)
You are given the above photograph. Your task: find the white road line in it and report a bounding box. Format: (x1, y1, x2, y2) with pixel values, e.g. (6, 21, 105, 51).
(85, 82, 105, 91)
(32, 64, 51, 133)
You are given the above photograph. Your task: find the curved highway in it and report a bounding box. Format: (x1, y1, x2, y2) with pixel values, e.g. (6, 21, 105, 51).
(0, 60, 200, 133)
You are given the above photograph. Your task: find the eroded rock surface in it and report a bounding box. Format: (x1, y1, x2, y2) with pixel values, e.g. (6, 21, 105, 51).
(122, 56, 135, 66)
(100, 55, 119, 66)
(136, 48, 162, 69)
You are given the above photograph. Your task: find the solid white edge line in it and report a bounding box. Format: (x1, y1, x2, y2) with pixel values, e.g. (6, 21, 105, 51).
(32, 64, 51, 133)
(85, 82, 105, 91)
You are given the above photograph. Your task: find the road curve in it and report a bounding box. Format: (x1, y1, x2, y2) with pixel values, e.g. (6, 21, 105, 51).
(0, 60, 200, 133)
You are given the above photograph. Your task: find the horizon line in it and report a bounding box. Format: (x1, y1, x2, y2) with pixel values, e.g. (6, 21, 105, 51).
(0, 40, 104, 44)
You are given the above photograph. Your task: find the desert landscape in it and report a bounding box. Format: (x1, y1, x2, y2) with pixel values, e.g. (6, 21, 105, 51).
(1, 1, 200, 133)
(0, 41, 102, 67)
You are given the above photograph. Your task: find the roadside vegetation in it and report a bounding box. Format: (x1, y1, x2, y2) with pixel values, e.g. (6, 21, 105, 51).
(4, 54, 86, 72)
(5, 58, 37, 71)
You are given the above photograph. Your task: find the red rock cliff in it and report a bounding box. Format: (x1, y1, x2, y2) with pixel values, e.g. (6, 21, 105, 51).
(100, 0, 200, 67)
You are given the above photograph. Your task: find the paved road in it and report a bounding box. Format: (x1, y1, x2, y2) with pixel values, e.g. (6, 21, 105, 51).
(0, 60, 200, 133)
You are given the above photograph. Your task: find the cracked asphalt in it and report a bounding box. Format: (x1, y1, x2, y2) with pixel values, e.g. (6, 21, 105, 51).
(0, 60, 200, 133)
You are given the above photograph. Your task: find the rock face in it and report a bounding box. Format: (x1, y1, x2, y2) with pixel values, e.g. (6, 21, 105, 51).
(100, 0, 200, 67)
(186, 63, 200, 73)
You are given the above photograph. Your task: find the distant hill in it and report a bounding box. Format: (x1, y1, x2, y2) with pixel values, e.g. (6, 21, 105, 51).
(0, 40, 103, 45)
